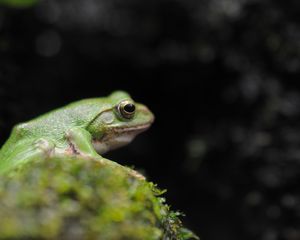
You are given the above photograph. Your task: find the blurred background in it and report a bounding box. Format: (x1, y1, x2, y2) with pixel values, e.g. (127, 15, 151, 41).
(0, 0, 300, 239)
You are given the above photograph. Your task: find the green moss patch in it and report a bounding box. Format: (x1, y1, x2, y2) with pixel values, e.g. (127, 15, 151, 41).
(0, 156, 198, 239)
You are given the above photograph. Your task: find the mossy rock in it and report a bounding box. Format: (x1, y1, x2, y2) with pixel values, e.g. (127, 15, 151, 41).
(0, 156, 198, 240)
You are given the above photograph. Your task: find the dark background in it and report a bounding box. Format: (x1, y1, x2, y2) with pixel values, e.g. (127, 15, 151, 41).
(1, 0, 300, 239)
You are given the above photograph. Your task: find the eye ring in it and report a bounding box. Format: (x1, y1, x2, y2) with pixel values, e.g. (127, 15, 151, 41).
(118, 100, 136, 119)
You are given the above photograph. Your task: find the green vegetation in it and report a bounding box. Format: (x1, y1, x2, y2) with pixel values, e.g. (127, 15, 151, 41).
(0, 0, 37, 7)
(0, 156, 198, 239)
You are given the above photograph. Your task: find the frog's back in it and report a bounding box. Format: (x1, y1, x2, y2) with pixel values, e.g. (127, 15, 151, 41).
(0, 98, 108, 162)
(0, 110, 74, 172)
(12, 98, 105, 140)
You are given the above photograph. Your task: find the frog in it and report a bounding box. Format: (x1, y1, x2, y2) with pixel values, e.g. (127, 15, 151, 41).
(0, 91, 154, 179)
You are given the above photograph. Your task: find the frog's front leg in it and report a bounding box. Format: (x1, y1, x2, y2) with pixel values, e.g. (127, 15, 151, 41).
(64, 127, 145, 180)
(64, 127, 100, 159)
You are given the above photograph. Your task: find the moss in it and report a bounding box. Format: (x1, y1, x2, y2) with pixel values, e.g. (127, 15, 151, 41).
(0, 156, 198, 240)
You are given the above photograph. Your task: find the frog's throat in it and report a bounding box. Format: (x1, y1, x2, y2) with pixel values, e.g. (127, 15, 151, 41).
(91, 123, 151, 154)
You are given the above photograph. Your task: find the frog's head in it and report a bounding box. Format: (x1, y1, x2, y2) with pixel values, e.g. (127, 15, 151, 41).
(87, 91, 154, 154)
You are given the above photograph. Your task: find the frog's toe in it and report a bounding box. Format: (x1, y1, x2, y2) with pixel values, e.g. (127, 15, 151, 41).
(127, 169, 146, 180)
(92, 157, 146, 180)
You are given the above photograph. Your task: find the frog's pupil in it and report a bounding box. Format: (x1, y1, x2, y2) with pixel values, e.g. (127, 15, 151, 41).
(124, 104, 135, 113)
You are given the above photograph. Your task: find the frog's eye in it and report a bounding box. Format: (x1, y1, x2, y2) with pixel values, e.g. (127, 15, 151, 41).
(118, 100, 136, 119)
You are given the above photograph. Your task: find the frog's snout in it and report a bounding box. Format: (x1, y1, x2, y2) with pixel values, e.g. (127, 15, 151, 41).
(137, 105, 155, 124)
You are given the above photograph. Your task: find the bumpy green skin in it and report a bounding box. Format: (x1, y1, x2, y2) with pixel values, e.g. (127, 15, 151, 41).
(0, 155, 198, 240)
(0, 91, 153, 176)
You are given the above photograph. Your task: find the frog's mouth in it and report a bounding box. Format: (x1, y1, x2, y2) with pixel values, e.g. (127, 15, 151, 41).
(92, 123, 151, 154)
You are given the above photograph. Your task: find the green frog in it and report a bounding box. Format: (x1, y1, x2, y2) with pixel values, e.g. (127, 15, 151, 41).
(0, 91, 154, 178)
